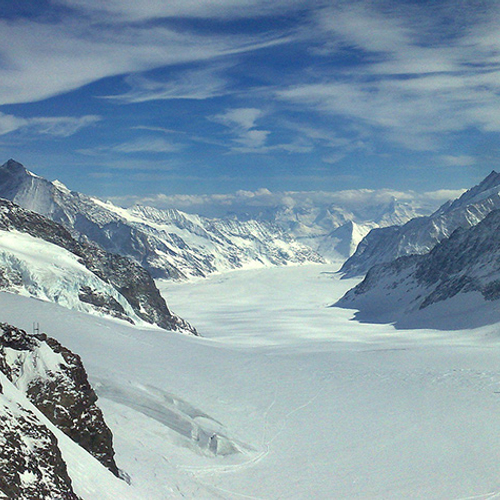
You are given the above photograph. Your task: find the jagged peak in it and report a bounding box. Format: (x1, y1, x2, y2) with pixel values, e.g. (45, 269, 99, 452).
(1, 159, 39, 179)
(435, 170, 500, 215)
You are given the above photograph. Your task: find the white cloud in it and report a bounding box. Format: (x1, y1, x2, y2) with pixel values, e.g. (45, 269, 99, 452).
(213, 108, 264, 130)
(0, 112, 100, 137)
(109, 186, 465, 219)
(212, 108, 272, 151)
(0, 15, 291, 105)
(104, 67, 230, 103)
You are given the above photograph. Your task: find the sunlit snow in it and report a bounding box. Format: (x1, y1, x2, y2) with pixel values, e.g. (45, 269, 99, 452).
(1, 263, 500, 499)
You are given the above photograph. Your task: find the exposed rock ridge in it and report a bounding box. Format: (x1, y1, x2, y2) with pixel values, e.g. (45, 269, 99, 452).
(0, 322, 119, 476)
(336, 208, 500, 328)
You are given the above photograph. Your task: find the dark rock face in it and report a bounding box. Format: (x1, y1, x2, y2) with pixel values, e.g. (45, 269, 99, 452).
(0, 381, 79, 500)
(0, 323, 119, 476)
(0, 197, 196, 333)
(78, 286, 132, 323)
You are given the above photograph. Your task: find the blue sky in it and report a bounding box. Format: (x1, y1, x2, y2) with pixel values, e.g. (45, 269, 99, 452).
(0, 0, 498, 205)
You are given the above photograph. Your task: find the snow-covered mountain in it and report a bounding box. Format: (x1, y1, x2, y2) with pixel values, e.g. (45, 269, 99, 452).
(0, 197, 195, 333)
(242, 197, 428, 261)
(336, 207, 500, 329)
(0, 322, 136, 499)
(0, 160, 325, 279)
(340, 171, 500, 277)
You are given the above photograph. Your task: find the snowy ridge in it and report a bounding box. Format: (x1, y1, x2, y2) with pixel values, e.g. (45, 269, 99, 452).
(340, 170, 500, 277)
(0, 160, 325, 280)
(336, 207, 500, 329)
(0, 196, 196, 333)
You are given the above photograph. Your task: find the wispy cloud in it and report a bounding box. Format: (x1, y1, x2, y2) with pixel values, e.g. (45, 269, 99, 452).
(275, 1, 500, 151)
(111, 137, 183, 154)
(80, 136, 183, 155)
(55, 0, 308, 22)
(109, 186, 465, 218)
(0, 11, 293, 105)
(104, 67, 230, 103)
(440, 155, 477, 167)
(0, 112, 100, 137)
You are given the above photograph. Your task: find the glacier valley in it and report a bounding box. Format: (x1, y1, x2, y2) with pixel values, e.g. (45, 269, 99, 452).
(2, 263, 500, 499)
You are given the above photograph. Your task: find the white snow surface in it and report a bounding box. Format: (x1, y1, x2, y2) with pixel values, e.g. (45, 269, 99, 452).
(1, 264, 500, 498)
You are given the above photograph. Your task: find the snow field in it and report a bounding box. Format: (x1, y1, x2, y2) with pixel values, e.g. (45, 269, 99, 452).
(1, 264, 500, 498)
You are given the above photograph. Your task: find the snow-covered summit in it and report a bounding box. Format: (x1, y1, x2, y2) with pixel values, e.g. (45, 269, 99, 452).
(340, 170, 500, 277)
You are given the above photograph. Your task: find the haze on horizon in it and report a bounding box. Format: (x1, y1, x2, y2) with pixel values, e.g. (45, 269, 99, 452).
(0, 0, 498, 205)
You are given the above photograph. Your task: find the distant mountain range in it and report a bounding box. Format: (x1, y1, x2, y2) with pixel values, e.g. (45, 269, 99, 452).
(227, 195, 428, 261)
(0, 160, 326, 280)
(340, 171, 500, 277)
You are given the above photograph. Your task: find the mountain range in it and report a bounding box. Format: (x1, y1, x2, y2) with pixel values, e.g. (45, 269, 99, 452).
(340, 171, 500, 277)
(0, 160, 325, 280)
(336, 198, 500, 329)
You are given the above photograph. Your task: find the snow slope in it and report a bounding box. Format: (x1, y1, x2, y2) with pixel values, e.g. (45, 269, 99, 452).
(1, 265, 500, 499)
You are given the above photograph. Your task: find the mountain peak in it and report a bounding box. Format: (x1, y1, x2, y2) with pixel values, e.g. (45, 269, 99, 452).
(446, 170, 500, 210)
(1, 158, 37, 179)
(3, 158, 27, 171)
(478, 170, 500, 189)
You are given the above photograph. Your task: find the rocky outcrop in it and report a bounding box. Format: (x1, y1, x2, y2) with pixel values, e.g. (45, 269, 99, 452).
(0, 379, 79, 500)
(340, 171, 500, 277)
(0, 323, 119, 476)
